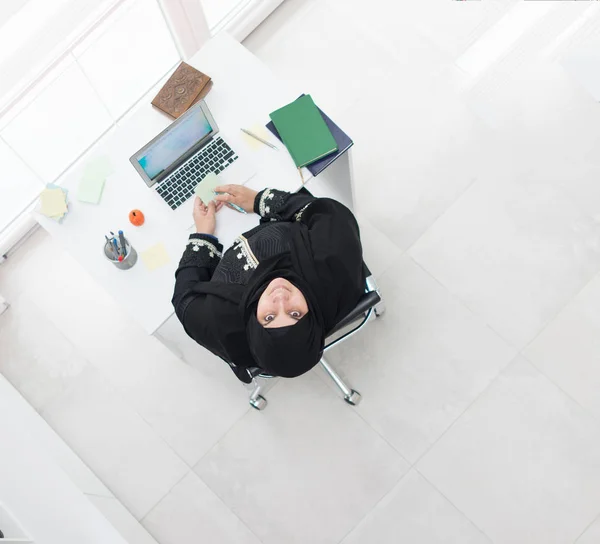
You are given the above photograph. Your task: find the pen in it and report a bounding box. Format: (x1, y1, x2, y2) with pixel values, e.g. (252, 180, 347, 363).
(112, 238, 119, 259)
(214, 191, 248, 214)
(240, 128, 278, 150)
(227, 202, 248, 214)
(118, 230, 127, 257)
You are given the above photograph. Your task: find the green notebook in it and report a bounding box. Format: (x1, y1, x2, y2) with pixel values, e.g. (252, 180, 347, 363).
(269, 94, 338, 168)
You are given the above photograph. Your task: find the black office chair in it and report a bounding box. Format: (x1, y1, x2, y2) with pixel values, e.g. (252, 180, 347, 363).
(245, 268, 384, 410)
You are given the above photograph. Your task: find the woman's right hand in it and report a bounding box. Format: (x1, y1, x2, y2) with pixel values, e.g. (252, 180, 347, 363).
(213, 184, 258, 213)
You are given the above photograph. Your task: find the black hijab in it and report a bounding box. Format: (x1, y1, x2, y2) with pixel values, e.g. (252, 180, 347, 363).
(190, 198, 364, 380)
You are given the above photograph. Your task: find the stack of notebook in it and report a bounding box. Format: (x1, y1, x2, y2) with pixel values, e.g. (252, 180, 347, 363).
(267, 94, 353, 176)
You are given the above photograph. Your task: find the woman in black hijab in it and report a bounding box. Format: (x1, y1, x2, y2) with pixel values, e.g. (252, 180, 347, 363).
(172, 184, 364, 383)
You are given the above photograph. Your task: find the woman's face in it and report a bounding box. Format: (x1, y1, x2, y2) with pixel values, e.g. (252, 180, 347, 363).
(256, 278, 309, 328)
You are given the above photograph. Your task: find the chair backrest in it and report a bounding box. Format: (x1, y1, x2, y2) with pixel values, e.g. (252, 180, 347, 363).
(325, 289, 380, 340)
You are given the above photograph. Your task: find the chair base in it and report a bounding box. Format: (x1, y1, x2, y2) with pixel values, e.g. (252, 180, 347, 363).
(249, 394, 267, 410)
(344, 390, 362, 406)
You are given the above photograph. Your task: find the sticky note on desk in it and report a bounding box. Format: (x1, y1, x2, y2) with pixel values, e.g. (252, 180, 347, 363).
(194, 172, 220, 204)
(39, 187, 68, 217)
(77, 176, 105, 204)
(83, 156, 113, 182)
(140, 242, 170, 271)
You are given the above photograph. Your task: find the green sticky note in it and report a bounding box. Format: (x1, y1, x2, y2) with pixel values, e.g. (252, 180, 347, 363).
(83, 156, 113, 183)
(194, 172, 220, 205)
(77, 176, 105, 204)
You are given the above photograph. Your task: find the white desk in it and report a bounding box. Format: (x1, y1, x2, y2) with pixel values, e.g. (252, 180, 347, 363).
(38, 33, 355, 338)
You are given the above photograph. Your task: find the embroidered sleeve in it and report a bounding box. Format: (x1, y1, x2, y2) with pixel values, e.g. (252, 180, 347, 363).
(253, 188, 316, 223)
(254, 188, 287, 220)
(177, 233, 223, 271)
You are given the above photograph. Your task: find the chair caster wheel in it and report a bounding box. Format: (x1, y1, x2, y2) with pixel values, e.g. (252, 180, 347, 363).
(344, 390, 362, 406)
(250, 395, 267, 410)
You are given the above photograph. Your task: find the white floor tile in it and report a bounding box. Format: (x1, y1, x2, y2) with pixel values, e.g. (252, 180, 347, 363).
(321, 255, 515, 463)
(142, 472, 261, 544)
(0, 293, 89, 411)
(244, 0, 399, 118)
(325, 0, 453, 73)
(195, 372, 408, 544)
(41, 366, 188, 520)
(418, 358, 600, 544)
(341, 470, 491, 544)
(339, 65, 493, 252)
(409, 172, 600, 350)
(525, 274, 600, 420)
(407, 0, 519, 60)
(89, 495, 159, 544)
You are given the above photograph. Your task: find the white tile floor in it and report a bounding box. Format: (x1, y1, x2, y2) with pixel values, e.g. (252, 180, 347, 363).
(3, 0, 600, 542)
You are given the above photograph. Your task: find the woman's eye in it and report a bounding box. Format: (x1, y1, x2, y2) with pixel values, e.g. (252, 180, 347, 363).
(265, 315, 275, 322)
(290, 311, 302, 318)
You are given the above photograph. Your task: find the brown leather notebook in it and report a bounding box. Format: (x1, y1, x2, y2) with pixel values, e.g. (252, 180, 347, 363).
(151, 62, 212, 118)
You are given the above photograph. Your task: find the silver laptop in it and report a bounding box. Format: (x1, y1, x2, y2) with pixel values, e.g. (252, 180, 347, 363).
(130, 100, 256, 222)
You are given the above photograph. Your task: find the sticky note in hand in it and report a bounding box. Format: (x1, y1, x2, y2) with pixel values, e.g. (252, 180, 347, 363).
(194, 172, 221, 205)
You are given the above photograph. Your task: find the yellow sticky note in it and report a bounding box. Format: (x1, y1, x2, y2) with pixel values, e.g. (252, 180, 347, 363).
(140, 243, 170, 271)
(241, 124, 273, 151)
(40, 188, 68, 217)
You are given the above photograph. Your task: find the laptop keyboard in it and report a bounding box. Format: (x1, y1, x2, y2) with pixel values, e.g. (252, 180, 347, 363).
(156, 137, 238, 210)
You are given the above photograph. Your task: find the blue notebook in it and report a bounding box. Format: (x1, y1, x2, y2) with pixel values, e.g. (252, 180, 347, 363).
(266, 95, 353, 176)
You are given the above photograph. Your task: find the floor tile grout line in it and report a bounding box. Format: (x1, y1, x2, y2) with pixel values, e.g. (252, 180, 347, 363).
(139, 469, 192, 524)
(192, 403, 254, 468)
(519, 267, 600, 358)
(37, 390, 172, 526)
(310, 363, 413, 466)
(573, 510, 600, 543)
(410, 350, 600, 544)
(414, 467, 495, 544)
(410, 360, 507, 469)
(333, 469, 413, 544)
(521, 352, 600, 430)
(185, 470, 267, 544)
(83, 491, 116, 499)
(401, 173, 480, 257)
(408, 227, 600, 428)
(408, 255, 521, 353)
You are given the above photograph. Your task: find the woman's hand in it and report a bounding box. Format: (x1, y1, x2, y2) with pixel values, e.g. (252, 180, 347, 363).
(193, 197, 223, 235)
(213, 184, 258, 213)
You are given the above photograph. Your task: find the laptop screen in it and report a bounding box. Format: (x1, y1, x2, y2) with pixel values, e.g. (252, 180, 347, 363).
(137, 107, 214, 181)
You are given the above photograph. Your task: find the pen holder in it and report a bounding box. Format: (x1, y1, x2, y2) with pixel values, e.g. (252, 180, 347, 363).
(104, 237, 137, 270)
